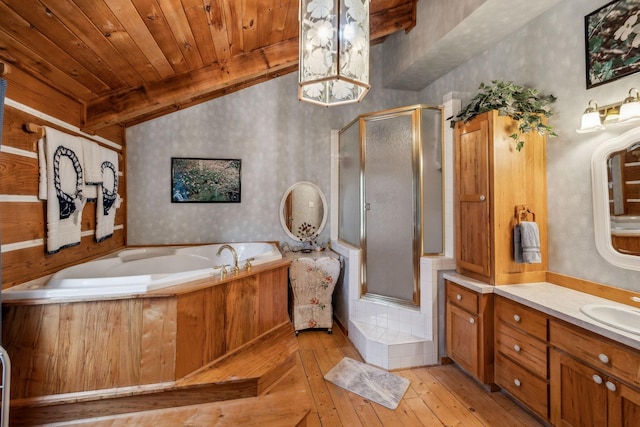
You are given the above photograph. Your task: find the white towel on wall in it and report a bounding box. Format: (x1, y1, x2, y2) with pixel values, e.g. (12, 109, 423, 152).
(519, 221, 542, 264)
(81, 139, 102, 200)
(95, 145, 121, 242)
(41, 126, 87, 254)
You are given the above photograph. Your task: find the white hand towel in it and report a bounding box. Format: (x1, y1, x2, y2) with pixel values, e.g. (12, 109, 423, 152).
(95, 146, 120, 242)
(42, 127, 86, 254)
(82, 138, 104, 200)
(519, 221, 541, 264)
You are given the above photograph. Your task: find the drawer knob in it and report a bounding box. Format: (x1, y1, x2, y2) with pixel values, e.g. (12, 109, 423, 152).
(469, 317, 475, 324)
(513, 314, 521, 323)
(598, 353, 610, 364)
(593, 374, 603, 385)
(606, 381, 617, 392)
(513, 378, 521, 387)
(513, 344, 521, 353)
(456, 294, 462, 301)
(480, 195, 486, 201)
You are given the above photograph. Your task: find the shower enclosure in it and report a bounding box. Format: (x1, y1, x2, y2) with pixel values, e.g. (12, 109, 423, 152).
(338, 105, 444, 307)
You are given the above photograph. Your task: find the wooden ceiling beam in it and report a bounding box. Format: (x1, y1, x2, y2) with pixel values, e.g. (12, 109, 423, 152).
(85, 38, 299, 129)
(84, 3, 417, 130)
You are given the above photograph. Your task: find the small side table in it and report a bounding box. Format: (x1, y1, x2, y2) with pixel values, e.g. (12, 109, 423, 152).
(286, 250, 341, 335)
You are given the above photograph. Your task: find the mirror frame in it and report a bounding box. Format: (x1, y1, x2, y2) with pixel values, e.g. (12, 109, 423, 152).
(279, 181, 328, 242)
(591, 124, 640, 271)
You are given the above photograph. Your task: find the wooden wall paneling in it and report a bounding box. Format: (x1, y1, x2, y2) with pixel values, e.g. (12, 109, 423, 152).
(0, 201, 44, 244)
(140, 297, 177, 384)
(56, 300, 120, 393)
(119, 298, 143, 387)
(84, 301, 122, 391)
(1, 103, 126, 289)
(2, 303, 61, 399)
(175, 288, 225, 379)
(3, 67, 84, 127)
(225, 276, 258, 352)
(1, 229, 126, 289)
(0, 151, 39, 195)
(257, 266, 288, 335)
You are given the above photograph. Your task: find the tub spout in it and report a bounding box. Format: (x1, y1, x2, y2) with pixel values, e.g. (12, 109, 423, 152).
(217, 244, 239, 274)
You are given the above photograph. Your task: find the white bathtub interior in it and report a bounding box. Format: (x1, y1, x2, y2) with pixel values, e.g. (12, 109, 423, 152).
(3, 242, 282, 301)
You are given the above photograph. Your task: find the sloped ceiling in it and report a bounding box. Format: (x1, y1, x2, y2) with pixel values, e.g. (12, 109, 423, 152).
(0, 0, 418, 130)
(0, 0, 567, 130)
(383, 0, 565, 91)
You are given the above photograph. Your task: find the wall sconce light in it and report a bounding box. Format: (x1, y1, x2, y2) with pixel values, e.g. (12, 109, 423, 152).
(298, 0, 370, 106)
(577, 88, 640, 133)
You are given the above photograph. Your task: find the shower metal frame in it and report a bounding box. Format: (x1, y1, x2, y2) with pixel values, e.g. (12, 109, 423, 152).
(339, 104, 445, 307)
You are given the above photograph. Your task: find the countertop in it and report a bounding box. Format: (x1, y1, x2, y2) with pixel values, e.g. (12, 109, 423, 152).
(443, 272, 640, 352)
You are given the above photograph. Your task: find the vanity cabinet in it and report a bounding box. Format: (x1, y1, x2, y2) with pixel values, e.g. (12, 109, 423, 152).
(445, 280, 494, 387)
(494, 296, 549, 420)
(454, 110, 548, 284)
(549, 319, 640, 426)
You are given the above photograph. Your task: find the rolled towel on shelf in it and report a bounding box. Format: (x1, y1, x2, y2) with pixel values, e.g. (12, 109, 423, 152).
(518, 221, 541, 264)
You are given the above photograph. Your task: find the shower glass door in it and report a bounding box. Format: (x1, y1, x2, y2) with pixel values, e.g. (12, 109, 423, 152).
(337, 105, 443, 307)
(362, 110, 418, 304)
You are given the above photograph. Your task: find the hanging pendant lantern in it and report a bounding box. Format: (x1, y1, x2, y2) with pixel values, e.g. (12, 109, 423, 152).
(298, 0, 370, 106)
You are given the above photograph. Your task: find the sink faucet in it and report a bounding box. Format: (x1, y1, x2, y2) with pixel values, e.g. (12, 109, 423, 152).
(216, 244, 239, 274)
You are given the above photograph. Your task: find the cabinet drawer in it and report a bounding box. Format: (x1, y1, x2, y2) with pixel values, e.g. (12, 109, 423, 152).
(549, 319, 640, 386)
(495, 296, 547, 341)
(495, 353, 548, 420)
(446, 281, 478, 314)
(495, 321, 548, 379)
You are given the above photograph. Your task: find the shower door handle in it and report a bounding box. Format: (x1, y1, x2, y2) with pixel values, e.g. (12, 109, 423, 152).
(364, 203, 371, 211)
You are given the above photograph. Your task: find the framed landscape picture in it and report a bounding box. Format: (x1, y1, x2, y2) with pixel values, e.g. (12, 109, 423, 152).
(171, 157, 241, 203)
(585, 0, 640, 88)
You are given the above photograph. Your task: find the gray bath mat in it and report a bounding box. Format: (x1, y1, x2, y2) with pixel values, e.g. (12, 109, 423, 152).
(324, 357, 410, 410)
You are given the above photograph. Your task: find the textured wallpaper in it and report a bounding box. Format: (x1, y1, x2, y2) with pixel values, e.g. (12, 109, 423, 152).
(126, 44, 418, 248)
(417, 0, 640, 291)
(127, 0, 640, 293)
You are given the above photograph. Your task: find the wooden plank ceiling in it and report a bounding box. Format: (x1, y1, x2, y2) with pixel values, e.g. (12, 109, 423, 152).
(0, 0, 418, 131)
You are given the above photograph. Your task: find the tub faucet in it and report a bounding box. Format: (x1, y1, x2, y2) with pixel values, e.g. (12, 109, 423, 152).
(217, 244, 239, 274)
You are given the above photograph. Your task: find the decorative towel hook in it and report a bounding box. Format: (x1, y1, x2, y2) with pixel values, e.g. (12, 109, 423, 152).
(515, 205, 535, 224)
(24, 123, 46, 139)
(0, 62, 10, 76)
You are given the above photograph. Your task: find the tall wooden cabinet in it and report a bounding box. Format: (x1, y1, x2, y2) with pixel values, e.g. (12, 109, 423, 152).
(454, 110, 548, 284)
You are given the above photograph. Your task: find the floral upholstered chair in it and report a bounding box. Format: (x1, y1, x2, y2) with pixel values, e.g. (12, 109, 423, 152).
(289, 256, 340, 334)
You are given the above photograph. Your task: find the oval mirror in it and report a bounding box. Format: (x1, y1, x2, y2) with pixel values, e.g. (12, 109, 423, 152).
(279, 181, 327, 242)
(592, 124, 640, 270)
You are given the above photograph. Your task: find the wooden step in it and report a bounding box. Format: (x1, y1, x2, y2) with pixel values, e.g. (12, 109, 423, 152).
(9, 322, 301, 426)
(177, 320, 299, 393)
(42, 354, 311, 426)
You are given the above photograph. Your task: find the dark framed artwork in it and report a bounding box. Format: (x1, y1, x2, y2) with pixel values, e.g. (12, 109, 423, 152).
(585, 0, 640, 88)
(171, 157, 241, 203)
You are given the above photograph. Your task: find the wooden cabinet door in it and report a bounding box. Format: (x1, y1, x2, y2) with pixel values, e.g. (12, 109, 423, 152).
(446, 301, 479, 377)
(550, 349, 608, 427)
(608, 380, 640, 427)
(455, 116, 490, 277)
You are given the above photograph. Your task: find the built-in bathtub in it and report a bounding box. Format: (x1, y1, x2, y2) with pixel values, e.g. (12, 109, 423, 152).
(3, 242, 282, 300)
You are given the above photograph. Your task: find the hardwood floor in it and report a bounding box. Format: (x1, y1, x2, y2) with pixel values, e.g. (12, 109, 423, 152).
(297, 327, 545, 427)
(13, 324, 545, 426)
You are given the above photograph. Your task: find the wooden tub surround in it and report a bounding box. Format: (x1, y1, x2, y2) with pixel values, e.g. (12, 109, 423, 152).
(3, 259, 311, 426)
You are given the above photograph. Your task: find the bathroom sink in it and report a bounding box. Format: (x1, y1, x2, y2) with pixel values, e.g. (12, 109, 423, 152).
(580, 304, 640, 335)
